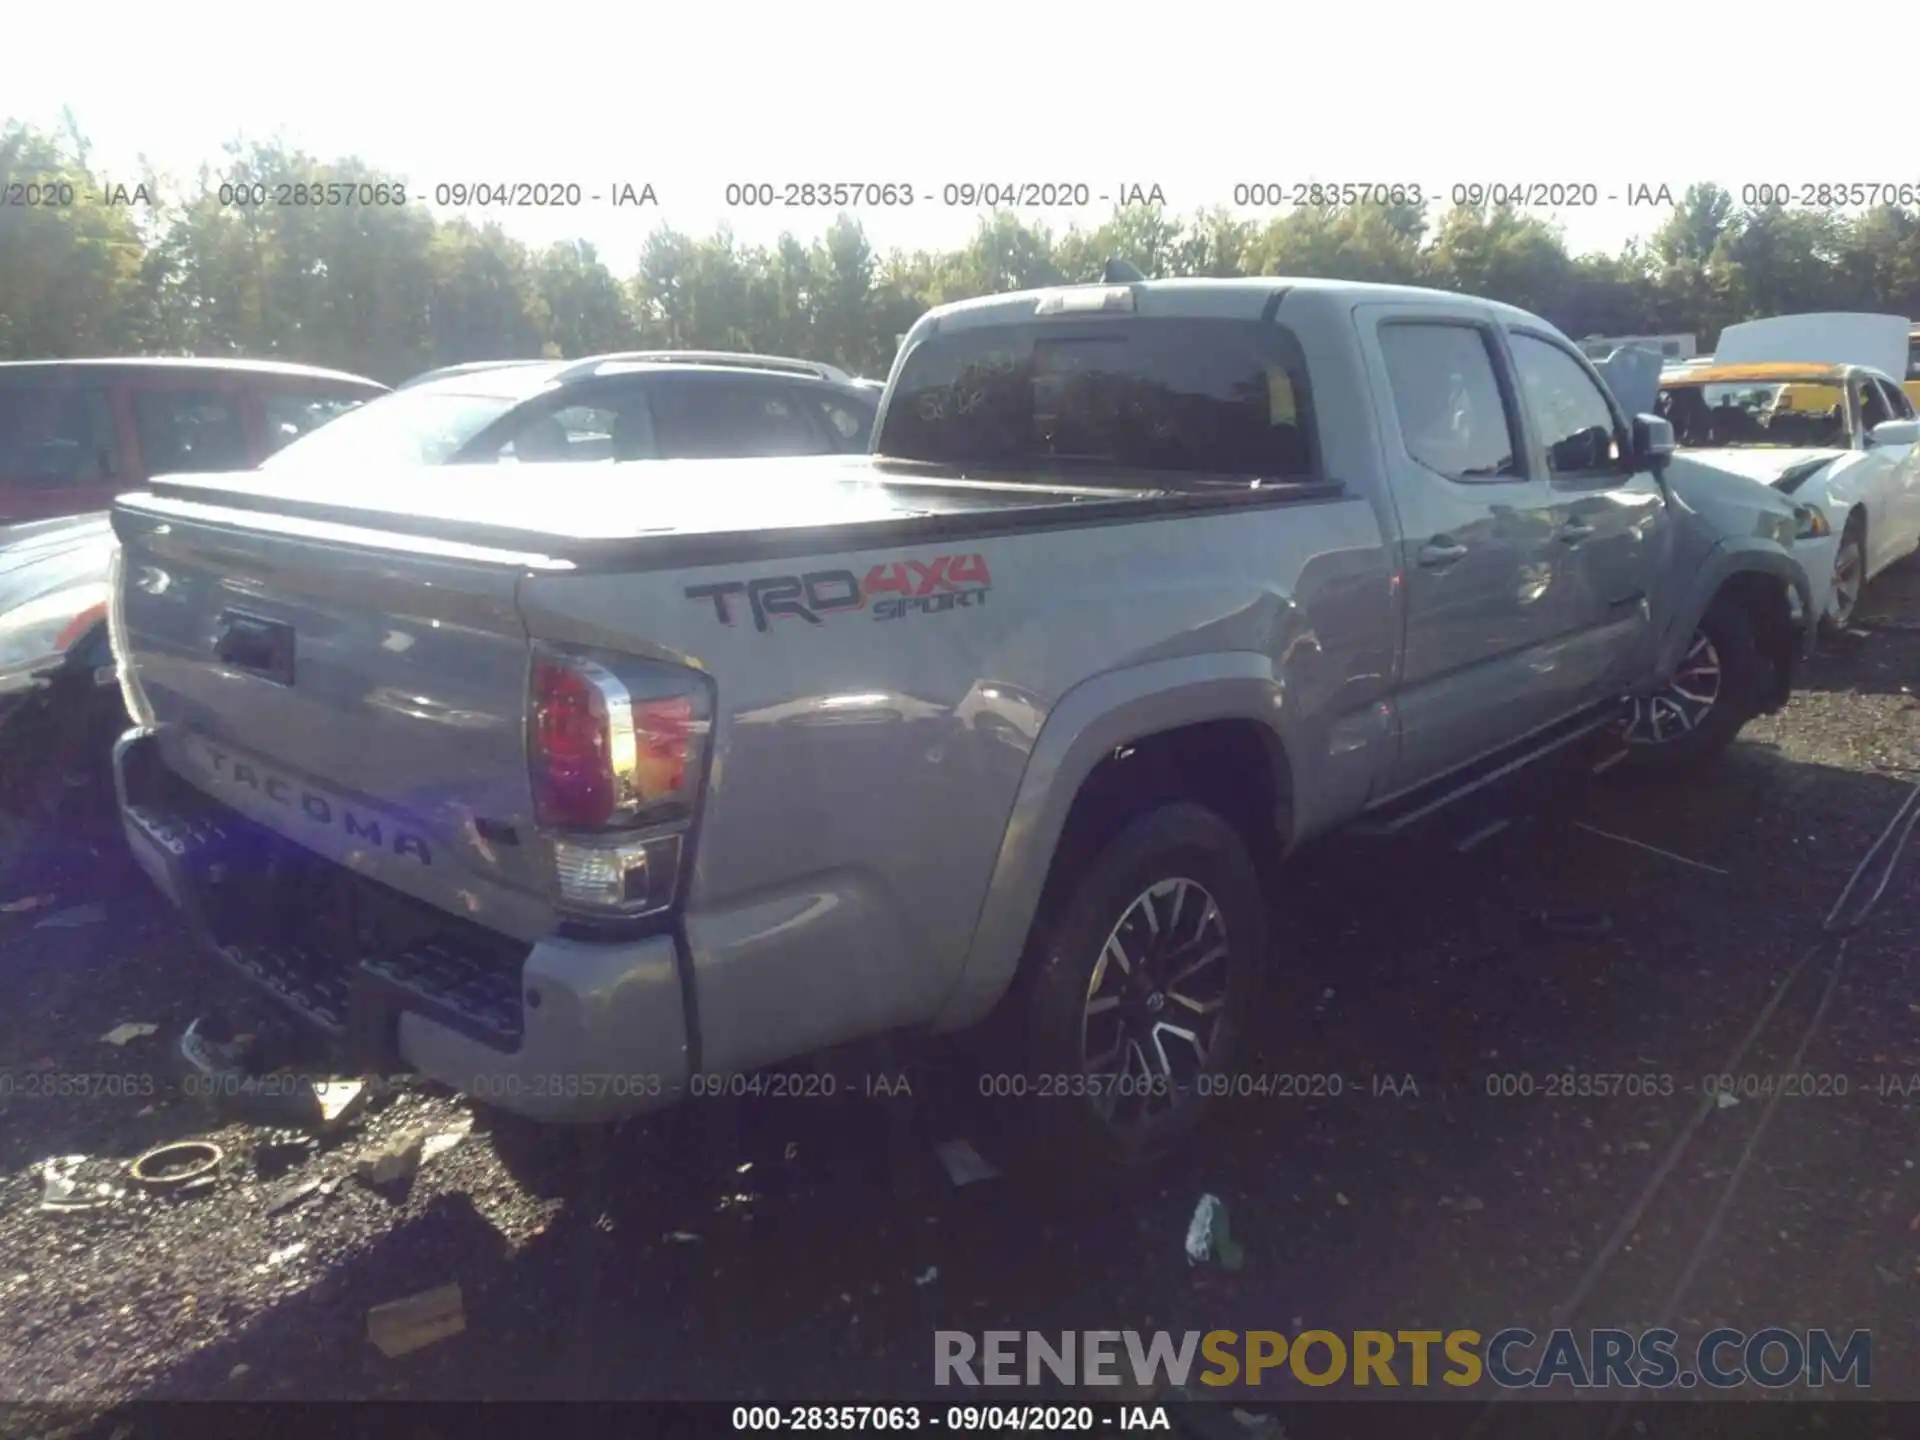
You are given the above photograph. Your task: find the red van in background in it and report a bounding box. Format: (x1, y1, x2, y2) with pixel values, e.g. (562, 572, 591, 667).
(0, 358, 388, 524)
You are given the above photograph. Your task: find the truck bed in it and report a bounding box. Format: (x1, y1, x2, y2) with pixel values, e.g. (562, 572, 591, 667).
(128, 455, 1338, 570)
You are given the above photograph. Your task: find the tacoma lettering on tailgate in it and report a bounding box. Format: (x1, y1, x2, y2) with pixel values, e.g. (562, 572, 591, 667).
(684, 553, 992, 633)
(203, 745, 434, 866)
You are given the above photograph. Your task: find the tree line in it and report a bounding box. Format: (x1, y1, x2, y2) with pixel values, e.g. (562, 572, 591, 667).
(5, 117, 1920, 386)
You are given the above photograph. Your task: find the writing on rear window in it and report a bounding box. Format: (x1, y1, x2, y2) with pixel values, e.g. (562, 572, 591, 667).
(685, 553, 993, 633)
(877, 316, 1318, 479)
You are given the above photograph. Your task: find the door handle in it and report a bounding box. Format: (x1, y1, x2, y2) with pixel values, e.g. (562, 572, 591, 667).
(1554, 520, 1595, 546)
(1416, 538, 1469, 569)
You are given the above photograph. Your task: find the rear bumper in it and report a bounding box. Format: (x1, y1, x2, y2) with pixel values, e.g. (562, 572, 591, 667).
(113, 728, 691, 1122)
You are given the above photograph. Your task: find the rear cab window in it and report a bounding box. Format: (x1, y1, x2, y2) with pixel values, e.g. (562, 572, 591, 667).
(0, 380, 123, 488)
(876, 316, 1319, 479)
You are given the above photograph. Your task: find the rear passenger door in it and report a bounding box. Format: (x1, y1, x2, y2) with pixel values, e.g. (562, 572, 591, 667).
(649, 375, 838, 459)
(1504, 329, 1669, 703)
(1359, 306, 1588, 794)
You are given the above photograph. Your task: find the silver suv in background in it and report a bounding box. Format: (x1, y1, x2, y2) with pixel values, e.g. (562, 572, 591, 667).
(291, 351, 881, 470)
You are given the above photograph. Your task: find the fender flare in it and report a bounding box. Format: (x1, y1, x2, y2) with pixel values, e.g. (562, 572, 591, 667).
(1648, 540, 1815, 684)
(931, 652, 1290, 1032)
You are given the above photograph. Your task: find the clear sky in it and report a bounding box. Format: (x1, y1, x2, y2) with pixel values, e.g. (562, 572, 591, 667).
(8, 1, 1910, 269)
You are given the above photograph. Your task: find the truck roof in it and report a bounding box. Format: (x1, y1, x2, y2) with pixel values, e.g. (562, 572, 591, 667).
(0, 356, 387, 387)
(916, 276, 1552, 332)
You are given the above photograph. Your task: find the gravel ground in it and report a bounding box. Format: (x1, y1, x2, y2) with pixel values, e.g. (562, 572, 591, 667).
(2, 557, 1918, 1423)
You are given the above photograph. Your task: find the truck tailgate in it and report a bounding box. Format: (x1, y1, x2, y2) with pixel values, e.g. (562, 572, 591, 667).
(112, 502, 554, 942)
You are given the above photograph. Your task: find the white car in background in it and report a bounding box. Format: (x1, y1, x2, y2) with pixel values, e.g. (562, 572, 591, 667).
(1654, 313, 1920, 630)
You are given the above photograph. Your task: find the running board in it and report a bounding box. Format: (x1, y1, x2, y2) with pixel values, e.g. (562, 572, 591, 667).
(1349, 706, 1622, 837)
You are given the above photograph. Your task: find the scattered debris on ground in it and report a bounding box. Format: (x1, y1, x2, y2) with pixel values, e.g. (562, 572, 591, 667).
(1532, 908, 1614, 939)
(1571, 820, 1731, 876)
(36, 1156, 122, 1215)
(1184, 1193, 1245, 1270)
(366, 1283, 466, 1359)
(127, 1141, 223, 1195)
(99, 1023, 158, 1047)
(421, 1117, 473, 1163)
(256, 1241, 308, 1274)
(355, 1131, 426, 1190)
(264, 1176, 327, 1216)
(934, 1139, 1000, 1187)
(33, 901, 106, 929)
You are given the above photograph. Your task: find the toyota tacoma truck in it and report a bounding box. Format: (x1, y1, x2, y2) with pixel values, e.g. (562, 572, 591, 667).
(106, 277, 1817, 1178)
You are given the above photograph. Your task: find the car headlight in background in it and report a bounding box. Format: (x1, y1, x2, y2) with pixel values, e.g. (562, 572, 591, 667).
(0, 582, 110, 697)
(1792, 504, 1832, 540)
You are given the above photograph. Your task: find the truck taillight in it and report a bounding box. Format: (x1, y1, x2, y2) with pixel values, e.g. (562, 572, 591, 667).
(528, 647, 713, 920)
(531, 658, 615, 828)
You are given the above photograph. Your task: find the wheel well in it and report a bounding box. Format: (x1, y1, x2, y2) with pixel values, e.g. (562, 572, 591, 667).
(1025, 720, 1291, 955)
(1712, 569, 1796, 711)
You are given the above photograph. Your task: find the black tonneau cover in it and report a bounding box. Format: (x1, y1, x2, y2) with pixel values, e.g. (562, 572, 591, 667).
(119, 455, 1340, 572)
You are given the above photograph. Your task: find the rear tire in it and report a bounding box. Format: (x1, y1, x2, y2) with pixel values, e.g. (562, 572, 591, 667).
(1620, 597, 1769, 772)
(1011, 802, 1268, 1188)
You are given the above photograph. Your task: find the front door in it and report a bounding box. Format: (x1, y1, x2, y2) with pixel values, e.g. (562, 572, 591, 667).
(1504, 328, 1670, 704)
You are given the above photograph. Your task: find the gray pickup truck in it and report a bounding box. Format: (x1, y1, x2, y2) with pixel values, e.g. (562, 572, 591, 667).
(106, 278, 1816, 1179)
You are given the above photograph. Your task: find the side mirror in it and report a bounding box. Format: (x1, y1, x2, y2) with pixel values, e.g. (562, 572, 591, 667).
(1868, 418, 1920, 448)
(1631, 413, 1676, 471)
(1548, 424, 1608, 473)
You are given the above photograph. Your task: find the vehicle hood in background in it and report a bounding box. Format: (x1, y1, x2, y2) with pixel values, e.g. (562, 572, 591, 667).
(1672, 447, 1848, 492)
(1662, 453, 1804, 531)
(1712, 313, 1909, 379)
(0, 511, 114, 612)
(1592, 344, 1664, 420)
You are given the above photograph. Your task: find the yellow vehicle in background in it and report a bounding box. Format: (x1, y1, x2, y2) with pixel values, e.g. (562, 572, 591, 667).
(1907, 324, 1920, 408)
(1770, 379, 1845, 418)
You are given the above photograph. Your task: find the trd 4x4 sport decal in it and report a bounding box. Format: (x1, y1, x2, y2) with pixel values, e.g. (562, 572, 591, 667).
(685, 553, 992, 633)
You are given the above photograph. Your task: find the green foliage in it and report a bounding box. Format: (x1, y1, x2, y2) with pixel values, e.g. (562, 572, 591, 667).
(4, 122, 1919, 383)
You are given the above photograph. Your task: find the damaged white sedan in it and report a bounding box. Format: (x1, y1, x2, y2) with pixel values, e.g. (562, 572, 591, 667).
(1655, 313, 1920, 630)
